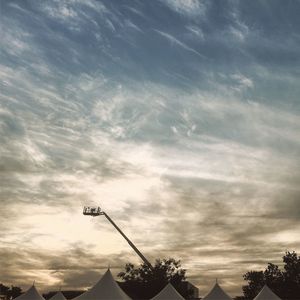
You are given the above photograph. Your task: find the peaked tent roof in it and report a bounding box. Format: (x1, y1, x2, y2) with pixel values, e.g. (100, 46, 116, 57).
(73, 269, 132, 300)
(151, 283, 185, 300)
(49, 292, 67, 300)
(202, 282, 232, 300)
(253, 285, 282, 300)
(14, 285, 45, 300)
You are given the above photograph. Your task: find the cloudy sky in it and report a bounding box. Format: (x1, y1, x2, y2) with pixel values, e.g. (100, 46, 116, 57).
(1, 0, 300, 297)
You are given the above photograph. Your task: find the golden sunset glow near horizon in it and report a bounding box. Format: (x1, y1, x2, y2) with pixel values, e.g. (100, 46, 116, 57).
(1, 0, 300, 298)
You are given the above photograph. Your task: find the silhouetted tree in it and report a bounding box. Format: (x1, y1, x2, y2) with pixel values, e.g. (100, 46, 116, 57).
(242, 270, 265, 299)
(282, 251, 300, 299)
(118, 258, 192, 299)
(0, 284, 10, 296)
(242, 251, 300, 299)
(7, 286, 22, 299)
(0, 284, 22, 299)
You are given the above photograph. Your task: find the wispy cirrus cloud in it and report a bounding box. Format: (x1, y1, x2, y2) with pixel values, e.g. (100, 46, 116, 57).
(154, 29, 207, 59)
(1, 0, 300, 297)
(161, 0, 208, 18)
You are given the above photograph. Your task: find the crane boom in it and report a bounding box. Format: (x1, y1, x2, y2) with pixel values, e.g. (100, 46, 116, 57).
(83, 206, 153, 270)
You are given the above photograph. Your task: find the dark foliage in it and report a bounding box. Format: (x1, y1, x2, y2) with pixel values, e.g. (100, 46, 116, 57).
(0, 284, 22, 299)
(242, 251, 300, 300)
(118, 258, 192, 299)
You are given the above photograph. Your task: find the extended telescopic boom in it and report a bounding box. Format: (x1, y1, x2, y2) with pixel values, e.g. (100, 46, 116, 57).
(83, 206, 153, 270)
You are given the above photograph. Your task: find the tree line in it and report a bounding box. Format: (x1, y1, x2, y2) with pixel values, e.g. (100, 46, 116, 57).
(117, 251, 300, 299)
(239, 251, 300, 300)
(0, 285, 22, 300)
(1, 251, 299, 299)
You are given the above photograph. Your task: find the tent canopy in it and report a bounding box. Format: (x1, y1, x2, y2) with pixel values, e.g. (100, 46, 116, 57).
(151, 283, 185, 300)
(49, 292, 67, 300)
(14, 286, 45, 300)
(74, 269, 131, 300)
(202, 282, 232, 300)
(253, 285, 282, 300)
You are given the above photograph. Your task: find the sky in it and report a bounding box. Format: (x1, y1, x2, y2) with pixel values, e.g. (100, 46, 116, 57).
(0, 0, 300, 297)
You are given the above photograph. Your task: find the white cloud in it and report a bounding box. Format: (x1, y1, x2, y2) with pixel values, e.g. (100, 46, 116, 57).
(42, 1, 78, 20)
(154, 29, 206, 59)
(162, 0, 207, 18)
(231, 73, 254, 90)
(1, 1, 300, 294)
(186, 25, 205, 40)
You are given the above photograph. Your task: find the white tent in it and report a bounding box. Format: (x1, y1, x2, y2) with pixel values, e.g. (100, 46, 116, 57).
(151, 283, 185, 300)
(49, 292, 67, 300)
(73, 269, 131, 300)
(202, 282, 232, 300)
(253, 285, 282, 300)
(14, 285, 45, 300)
